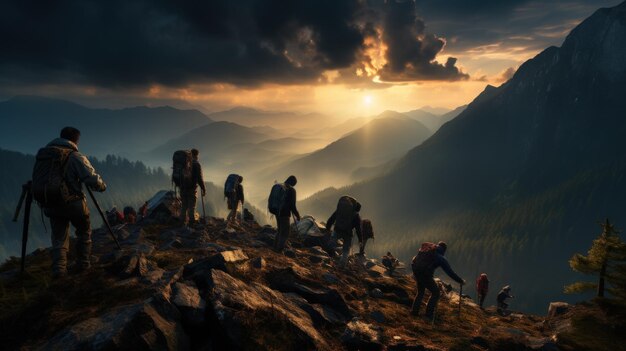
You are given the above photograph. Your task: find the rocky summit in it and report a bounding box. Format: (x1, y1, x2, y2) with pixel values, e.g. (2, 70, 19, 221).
(0, 214, 623, 351)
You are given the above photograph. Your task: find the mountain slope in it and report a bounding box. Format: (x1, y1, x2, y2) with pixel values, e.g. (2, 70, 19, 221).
(301, 2, 626, 313)
(261, 112, 432, 196)
(0, 96, 211, 158)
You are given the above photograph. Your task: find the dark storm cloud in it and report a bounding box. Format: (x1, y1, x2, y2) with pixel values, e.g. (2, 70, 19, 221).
(378, 0, 468, 81)
(415, 0, 622, 54)
(0, 0, 467, 88)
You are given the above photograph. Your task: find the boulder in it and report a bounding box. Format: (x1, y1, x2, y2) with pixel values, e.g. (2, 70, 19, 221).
(184, 249, 249, 277)
(286, 294, 347, 328)
(547, 302, 570, 319)
(367, 265, 387, 278)
(370, 288, 384, 299)
(111, 253, 153, 278)
(249, 257, 266, 269)
(207, 269, 330, 350)
(284, 249, 296, 258)
(341, 319, 383, 351)
(322, 273, 340, 284)
(370, 310, 386, 323)
(41, 302, 189, 351)
(172, 282, 206, 326)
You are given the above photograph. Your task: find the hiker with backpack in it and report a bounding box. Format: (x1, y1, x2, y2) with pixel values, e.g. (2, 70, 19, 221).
(382, 251, 399, 274)
(268, 175, 301, 252)
(497, 285, 514, 316)
(173, 149, 206, 226)
(225, 174, 244, 223)
(33, 127, 107, 278)
(326, 196, 362, 267)
(476, 273, 489, 308)
(410, 241, 465, 320)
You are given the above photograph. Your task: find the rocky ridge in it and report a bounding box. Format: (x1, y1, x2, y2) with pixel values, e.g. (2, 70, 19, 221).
(0, 215, 616, 350)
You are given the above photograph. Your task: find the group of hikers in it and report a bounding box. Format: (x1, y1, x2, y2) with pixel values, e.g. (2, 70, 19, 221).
(30, 127, 515, 321)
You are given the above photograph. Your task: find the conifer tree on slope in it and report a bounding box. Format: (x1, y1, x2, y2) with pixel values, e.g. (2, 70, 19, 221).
(565, 219, 626, 301)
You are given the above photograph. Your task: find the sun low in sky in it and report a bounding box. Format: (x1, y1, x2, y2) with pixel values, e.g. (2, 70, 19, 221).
(0, 0, 620, 117)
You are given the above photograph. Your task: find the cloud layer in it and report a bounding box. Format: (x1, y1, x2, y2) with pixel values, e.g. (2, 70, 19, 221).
(0, 0, 468, 89)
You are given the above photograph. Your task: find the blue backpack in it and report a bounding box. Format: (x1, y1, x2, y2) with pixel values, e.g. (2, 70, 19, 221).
(224, 174, 240, 198)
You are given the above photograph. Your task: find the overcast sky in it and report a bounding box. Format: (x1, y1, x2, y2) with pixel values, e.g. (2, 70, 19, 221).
(0, 0, 621, 115)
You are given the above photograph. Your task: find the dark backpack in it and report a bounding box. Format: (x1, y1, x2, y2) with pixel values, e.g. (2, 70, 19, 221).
(31, 146, 76, 207)
(224, 174, 240, 198)
(172, 150, 193, 188)
(334, 196, 357, 232)
(361, 219, 374, 240)
(411, 242, 439, 276)
(268, 183, 287, 216)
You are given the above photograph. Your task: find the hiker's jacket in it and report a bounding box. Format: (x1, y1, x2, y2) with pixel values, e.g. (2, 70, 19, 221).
(417, 252, 464, 284)
(326, 211, 363, 239)
(279, 185, 300, 218)
(46, 138, 106, 199)
(497, 290, 512, 303)
(191, 160, 206, 193)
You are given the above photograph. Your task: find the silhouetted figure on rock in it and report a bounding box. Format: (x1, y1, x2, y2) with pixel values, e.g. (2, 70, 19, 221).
(326, 196, 362, 267)
(476, 273, 489, 308)
(33, 127, 107, 278)
(410, 241, 465, 320)
(497, 285, 514, 316)
(269, 175, 300, 252)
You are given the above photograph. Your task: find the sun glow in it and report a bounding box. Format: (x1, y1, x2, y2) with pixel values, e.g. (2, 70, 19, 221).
(363, 95, 373, 106)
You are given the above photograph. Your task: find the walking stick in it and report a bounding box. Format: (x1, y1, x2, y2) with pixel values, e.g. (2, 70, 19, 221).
(458, 283, 463, 318)
(19, 182, 33, 273)
(13, 184, 28, 223)
(86, 187, 121, 250)
(201, 193, 206, 223)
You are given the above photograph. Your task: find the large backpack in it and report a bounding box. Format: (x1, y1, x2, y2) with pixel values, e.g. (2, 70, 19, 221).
(361, 219, 374, 240)
(268, 183, 287, 216)
(224, 174, 240, 198)
(334, 196, 357, 232)
(31, 146, 76, 207)
(411, 242, 439, 276)
(172, 150, 193, 189)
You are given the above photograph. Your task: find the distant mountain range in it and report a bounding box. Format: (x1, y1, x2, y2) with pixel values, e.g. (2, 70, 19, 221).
(0, 95, 211, 158)
(301, 1, 626, 313)
(404, 105, 466, 133)
(259, 111, 432, 196)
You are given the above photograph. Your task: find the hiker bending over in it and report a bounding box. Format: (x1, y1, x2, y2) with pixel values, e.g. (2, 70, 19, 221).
(268, 175, 300, 252)
(497, 285, 514, 316)
(326, 196, 362, 267)
(33, 127, 107, 278)
(410, 241, 465, 320)
(358, 219, 374, 256)
(382, 252, 399, 274)
(224, 174, 244, 223)
(179, 149, 206, 226)
(476, 273, 489, 308)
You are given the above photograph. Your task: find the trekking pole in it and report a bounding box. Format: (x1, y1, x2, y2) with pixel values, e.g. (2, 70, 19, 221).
(201, 193, 206, 222)
(458, 283, 463, 318)
(13, 184, 28, 222)
(86, 187, 121, 250)
(20, 182, 33, 273)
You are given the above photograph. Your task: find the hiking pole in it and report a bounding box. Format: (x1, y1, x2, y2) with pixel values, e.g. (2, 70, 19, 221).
(86, 187, 121, 250)
(458, 283, 463, 318)
(201, 193, 206, 223)
(20, 182, 33, 273)
(13, 183, 28, 223)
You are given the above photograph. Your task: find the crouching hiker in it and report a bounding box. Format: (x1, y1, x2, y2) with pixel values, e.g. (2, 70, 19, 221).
(326, 196, 362, 267)
(268, 175, 300, 252)
(382, 252, 399, 274)
(497, 285, 514, 316)
(476, 273, 489, 308)
(32, 127, 107, 279)
(410, 241, 465, 320)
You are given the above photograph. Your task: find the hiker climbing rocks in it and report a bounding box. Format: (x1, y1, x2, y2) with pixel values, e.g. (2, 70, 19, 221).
(382, 252, 399, 274)
(497, 285, 514, 316)
(268, 175, 300, 252)
(476, 273, 489, 308)
(358, 219, 374, 256)
(124, 206, 137, 224)
(32, 127, 107, 278)
(410, 241, 465, 320)
(225, 174, 244, 223)
(326, 196, 362, 267)
(138, 201, 149, 220)
(173, 149, 206, 226)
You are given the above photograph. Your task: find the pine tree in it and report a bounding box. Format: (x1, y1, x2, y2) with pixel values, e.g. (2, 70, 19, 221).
(565, 219, 626, 301)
